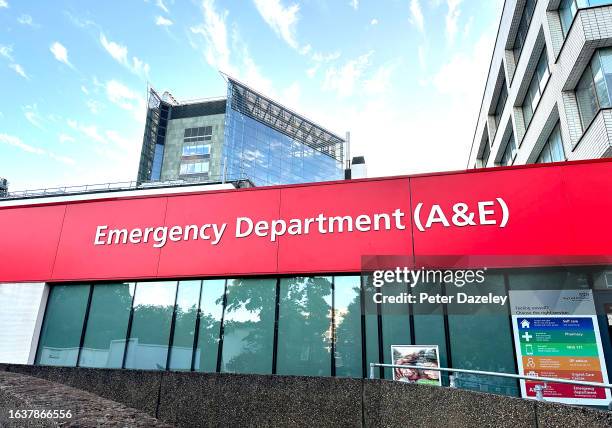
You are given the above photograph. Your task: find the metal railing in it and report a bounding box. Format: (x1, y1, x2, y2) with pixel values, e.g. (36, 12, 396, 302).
(369, 363, 612, 402)
(2, 174, 252, 200)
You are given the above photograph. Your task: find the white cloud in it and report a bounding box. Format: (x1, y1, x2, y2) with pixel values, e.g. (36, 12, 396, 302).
(370, 18, 378, 26)
(192, 0, 273, 94)
(0, 133, 43, 154)
(86, 99, 101, 114)
(306, 50, 341, 78)
(100, 34, 150, 78)
(282, 82, 301, 107)
(156, 0, 169, 13)
(50, 42, 72, 67)
(9, 63, 28, 79)
(80, 125, 106, 144)
(252, 0, 301, 50)
(350, 0, 358, 10)
(323, 51, 373, 97)
(48, 152, 76, 165)
(363, 65, 394, 95)
(105, 130, 134, 149)
(17, 14, 34, 26)
(191, 0, 234, 74)
(410, 0, 425, 34)
(24, 104, 43, 128)
(446, 0, 462, 45)
(0, 0, 7, 8)
(105, 80, 146, 122)
(81, 85, 89, 95)
(0, 133, 75, 165)
(155, 16, 173, 26)
(59, 133, 76, 144)
(0, 45, 14, 61)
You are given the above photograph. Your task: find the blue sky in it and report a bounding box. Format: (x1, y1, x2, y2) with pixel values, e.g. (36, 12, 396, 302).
(0, 0, 502, 191)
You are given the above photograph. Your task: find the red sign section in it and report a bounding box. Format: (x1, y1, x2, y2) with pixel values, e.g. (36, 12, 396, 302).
(52, 197, 168, 281)
(410, 166, 576, 268)
(157, 188, 281, 278)
(0, 204, 66, 282)
(277, 179, 413, 273)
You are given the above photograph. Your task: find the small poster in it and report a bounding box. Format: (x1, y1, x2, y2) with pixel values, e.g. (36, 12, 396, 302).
(391, 345, 441, 385)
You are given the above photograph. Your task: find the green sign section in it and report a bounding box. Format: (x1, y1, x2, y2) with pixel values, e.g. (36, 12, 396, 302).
(519, 342, 599, 357)
(519, 329, 596, 344)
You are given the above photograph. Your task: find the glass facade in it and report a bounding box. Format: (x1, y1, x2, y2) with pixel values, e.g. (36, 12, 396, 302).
(513, 0, 537, 62)
(537, 123, 565, 163)
(36, 268, 612, 397)
(576, 48, 612, 129)
(522, 48, 550, 127)
(224, 84, 343, 186)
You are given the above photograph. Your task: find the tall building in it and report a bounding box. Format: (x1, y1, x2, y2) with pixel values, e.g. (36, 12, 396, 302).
(137, 76, 345, 186)
(469, 0, 612, 168)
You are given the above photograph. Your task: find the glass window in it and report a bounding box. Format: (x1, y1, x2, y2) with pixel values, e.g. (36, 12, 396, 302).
(277, 277, 333, 376)
(522, 48, 550, 127)
(220, 278, 275, 374)
(334, 276, 363, 378)
(380, 280, 412, 379)
(513, 0, 537, 62)
(36, 284, 90, 367)
(180, 160, 210, 175)
(500, 133, 517, 166)
(124, 281, 177, 370)
(576, 48, 612, 129)
(412, 281, 449, 385)
(446, 275, 519, 396)
(479, 138, 490, 167)
(194, 279, 225, 372)
(168, 280, 201, 371)
(182, 144, 211, 157)
(537, 123, 565, 163)
(494, 84, 508, 129)
(363, 276, 382, 379)
(78, 283, 134, 368)
(508, 270, 590, 291)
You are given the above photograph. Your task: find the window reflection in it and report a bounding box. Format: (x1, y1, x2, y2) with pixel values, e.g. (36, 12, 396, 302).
(334, 276, 363, 377)
(194, 280, 225, 372)
(124, 281, 177, 370)
(168, 281, 201, 371)
(79, 283, 134, 369)
(36, 284, 90, 367)
(220, 278, 275, 374)
(277, 277, 332, 376)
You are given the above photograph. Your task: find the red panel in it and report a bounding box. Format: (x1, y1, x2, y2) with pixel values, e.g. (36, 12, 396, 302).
(52, 198, 168, 280)
(157, 189, 281, 277)
(411, 166, 576, 268)
(561, 161, 612, 265)
(0, 204, 65, 282)
(277, 179, 413, 273)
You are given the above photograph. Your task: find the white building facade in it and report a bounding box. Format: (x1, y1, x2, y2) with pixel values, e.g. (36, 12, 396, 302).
(469, 0, 612, 168)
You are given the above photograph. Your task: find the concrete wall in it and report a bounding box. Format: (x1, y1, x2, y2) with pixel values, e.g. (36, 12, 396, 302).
(0, 283, 47, 364)
(1, 364, 610, 427)
(160, 114, 225, 181)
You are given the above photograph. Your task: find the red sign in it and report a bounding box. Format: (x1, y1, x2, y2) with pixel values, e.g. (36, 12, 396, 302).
(0, 159, 611, 283)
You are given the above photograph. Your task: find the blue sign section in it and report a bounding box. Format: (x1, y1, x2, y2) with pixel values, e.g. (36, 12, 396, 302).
(517, 317, 593, 332)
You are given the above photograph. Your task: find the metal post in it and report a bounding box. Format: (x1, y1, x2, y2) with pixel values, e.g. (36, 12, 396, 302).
(369, 363, 375, 379)
(534, 383, 546, 401)
(449, 374, 456, 388)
